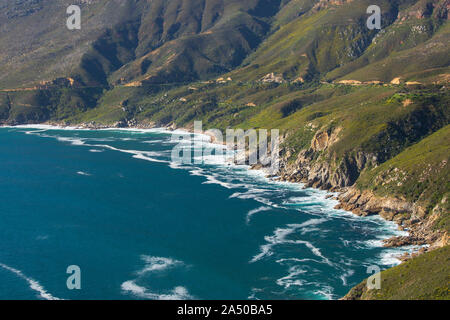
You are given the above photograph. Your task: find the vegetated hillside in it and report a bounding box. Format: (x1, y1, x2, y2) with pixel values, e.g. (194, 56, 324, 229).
(0, 0, 448, 300)
(356, 123, 450, 231)
(0, 0, 140, 88)
(0, 0, 279, 88)
(0, 0, 448, 124)
(344, 245, 449, 300)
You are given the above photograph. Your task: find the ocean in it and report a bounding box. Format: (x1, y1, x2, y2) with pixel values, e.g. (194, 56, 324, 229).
(0, 126, 415, 300)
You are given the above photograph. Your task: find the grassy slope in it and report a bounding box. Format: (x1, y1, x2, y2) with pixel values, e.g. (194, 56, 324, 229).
(230, 0, 384, 82)
(357, 124, 450, 232)
(331, 21, 450, 83)
(345, 245, 449, 300)
(0, 0, 278, 88)
(0, 0, 143, 88)
(327, 0, 450, 82)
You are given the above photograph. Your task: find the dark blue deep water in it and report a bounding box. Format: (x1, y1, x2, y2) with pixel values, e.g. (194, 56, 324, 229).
(0, 126, 413, 300)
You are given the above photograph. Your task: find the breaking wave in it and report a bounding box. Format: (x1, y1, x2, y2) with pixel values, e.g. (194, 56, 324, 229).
(0, 263, 61, 300)
(121, 255, 193, 300)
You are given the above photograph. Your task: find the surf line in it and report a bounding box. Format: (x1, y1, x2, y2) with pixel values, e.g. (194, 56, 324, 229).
(0, 262, 61, 300)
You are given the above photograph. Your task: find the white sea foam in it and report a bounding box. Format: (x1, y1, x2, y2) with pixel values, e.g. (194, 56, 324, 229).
(364, 239, 385, 248)
(138, 256, 184, 275)
(230, 190, 275, 207)
(22, 129, 172, 165)
(284, 196, 328, 208)
(250, 218, 331, 265)
(201, 172, 239, 189)
(377, 245, 428, 266)
(121, 281, 192, 300)
(246, 206, 272, 224)
(341, 238, 351, 247)
(85, 138, 116, 142)
(339, 269, 355, 286)
(0, 263, 61, 300)
(121, 255, 192, 300)
(5, 124, 79, 130)
(77, 171, 91, 176)
(56, 136, 85, 146)
(89, 144, 170, 164)
(142, 140, 166, 144)
(276, 265, 308, 288)
(313, 285, 335, 300)
(4, 124, 182, 135)
(276, 258, 321, 264)
(379, 250, 404, 266)
(247, 288, 263, 300)
(300, 227, 322, 235)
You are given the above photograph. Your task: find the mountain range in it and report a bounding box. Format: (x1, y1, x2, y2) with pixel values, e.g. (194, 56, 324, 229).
(0, 0, 449, 300)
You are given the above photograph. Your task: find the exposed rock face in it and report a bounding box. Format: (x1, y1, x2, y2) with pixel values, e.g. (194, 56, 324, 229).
(260, 73, 285, 84)
(311, 127, 341, 151)
(280, 147, 377, 191)
(276, 127, 448, 255)
(337, 80, 362, 85)
(335, 187, 445, 249)
(391, 77, 402, 85)
(335, 188, 416, 217)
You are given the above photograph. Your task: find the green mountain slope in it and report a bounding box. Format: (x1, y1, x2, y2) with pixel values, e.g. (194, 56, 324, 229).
(0, 0, 279, 88)
(357, 123, 450, 226)
(0, 0, 448, 300)
(0, 0, 142, 88)
(344, 245, 449, 300)
(328, 0, 450, 83)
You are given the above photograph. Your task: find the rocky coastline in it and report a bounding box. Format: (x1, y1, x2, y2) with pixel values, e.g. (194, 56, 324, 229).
(4, 119, 447, 262)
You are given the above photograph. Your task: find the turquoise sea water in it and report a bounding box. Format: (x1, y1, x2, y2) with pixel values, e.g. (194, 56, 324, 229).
(0, 126, 414, 300)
